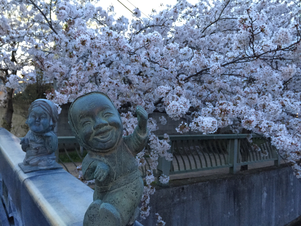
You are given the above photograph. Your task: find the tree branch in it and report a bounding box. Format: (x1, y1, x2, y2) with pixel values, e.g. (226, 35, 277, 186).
(0, 76, 5, 83)
(0, 68, 9, 79)
(135, 24, 166, 35)
(184, 35, 301, 81)
(28, 0, 58, 35)
(202, 0, 231, 34)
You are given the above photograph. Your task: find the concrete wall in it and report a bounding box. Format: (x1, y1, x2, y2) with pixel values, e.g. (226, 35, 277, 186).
(141, 166, 301, 226)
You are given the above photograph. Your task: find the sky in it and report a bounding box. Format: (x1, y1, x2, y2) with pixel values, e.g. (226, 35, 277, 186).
(97, 0, 200, 18)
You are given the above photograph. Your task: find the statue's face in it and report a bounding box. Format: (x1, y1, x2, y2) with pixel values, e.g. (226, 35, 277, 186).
(27, 106, 51, 133)
(71, 94, 123, 152)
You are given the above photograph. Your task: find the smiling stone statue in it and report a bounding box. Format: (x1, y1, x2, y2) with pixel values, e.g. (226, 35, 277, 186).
(19, 99, 62, 173)
(68, 92, 148, 226)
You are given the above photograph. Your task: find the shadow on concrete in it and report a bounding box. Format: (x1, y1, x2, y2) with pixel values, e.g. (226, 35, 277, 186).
(285, 215, 301, 226)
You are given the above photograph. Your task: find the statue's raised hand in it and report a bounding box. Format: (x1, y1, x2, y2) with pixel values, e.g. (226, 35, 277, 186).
(136, 106, 148, 134)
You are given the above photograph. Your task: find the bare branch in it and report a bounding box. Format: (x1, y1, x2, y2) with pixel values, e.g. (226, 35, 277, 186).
(135, 24, 166, 35)
(28, 0, 58, 35)
(93, 17, 107, 27)
(202, 0, 231, 34)
(0, 68, 9, 79)
(49, 0, 52, 22)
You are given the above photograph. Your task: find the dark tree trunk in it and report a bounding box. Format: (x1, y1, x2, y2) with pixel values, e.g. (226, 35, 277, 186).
(2, 88, 14, 131)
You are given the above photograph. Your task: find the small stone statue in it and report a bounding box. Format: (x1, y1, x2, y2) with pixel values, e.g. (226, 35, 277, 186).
(19, 99, 62, 173)
(68, 92, 148, 226)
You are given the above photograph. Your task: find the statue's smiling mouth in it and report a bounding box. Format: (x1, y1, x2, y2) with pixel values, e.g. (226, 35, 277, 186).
(93, 127, 112, 141)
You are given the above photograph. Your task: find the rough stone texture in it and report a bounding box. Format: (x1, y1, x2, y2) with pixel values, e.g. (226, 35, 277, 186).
(140, 166, 301, 226)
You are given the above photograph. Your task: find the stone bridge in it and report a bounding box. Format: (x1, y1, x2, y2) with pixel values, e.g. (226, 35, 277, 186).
(1, 128, 301, 226)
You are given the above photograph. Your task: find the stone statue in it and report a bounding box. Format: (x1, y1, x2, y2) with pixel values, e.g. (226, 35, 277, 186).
(68, 92, 148, 226)
(19, 99, 62, 173)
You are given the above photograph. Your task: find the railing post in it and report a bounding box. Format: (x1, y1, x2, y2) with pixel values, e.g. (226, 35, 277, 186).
(157, 141, 172, 186)
(229, 139, 239, 174)
(80, 146, 84, 156)
(274, 148, 281, 166)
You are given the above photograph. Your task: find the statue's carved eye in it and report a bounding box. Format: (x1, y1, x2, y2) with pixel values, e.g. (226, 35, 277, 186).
(81, 120, 91, 126)
(103, 112, 113, 118)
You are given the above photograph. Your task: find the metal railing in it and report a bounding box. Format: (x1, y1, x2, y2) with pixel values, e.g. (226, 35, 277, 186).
(56, 134, 280, 181)
(156, 134, 280, 178)
(56, 136, 85, 174)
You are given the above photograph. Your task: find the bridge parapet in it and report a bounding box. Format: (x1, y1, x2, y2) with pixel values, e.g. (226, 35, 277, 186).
(0, 128, 93, 226)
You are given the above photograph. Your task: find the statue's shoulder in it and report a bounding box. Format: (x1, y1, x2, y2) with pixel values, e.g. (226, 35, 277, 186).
(24, 130, 33, 137)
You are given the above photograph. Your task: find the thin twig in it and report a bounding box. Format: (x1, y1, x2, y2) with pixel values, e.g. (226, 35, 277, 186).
(28, 0, 58, 35)
(202, 0, 231, 34)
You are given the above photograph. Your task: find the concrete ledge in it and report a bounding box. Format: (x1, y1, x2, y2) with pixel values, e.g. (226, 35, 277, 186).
(0, 128, 93, 226)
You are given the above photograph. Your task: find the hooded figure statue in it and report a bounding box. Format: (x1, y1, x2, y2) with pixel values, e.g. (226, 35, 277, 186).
(19, 99, 61, 172)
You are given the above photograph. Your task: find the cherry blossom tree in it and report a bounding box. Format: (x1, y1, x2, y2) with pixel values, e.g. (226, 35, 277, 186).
(2, 0, 301, 222)
(0, 0, 51, 130)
